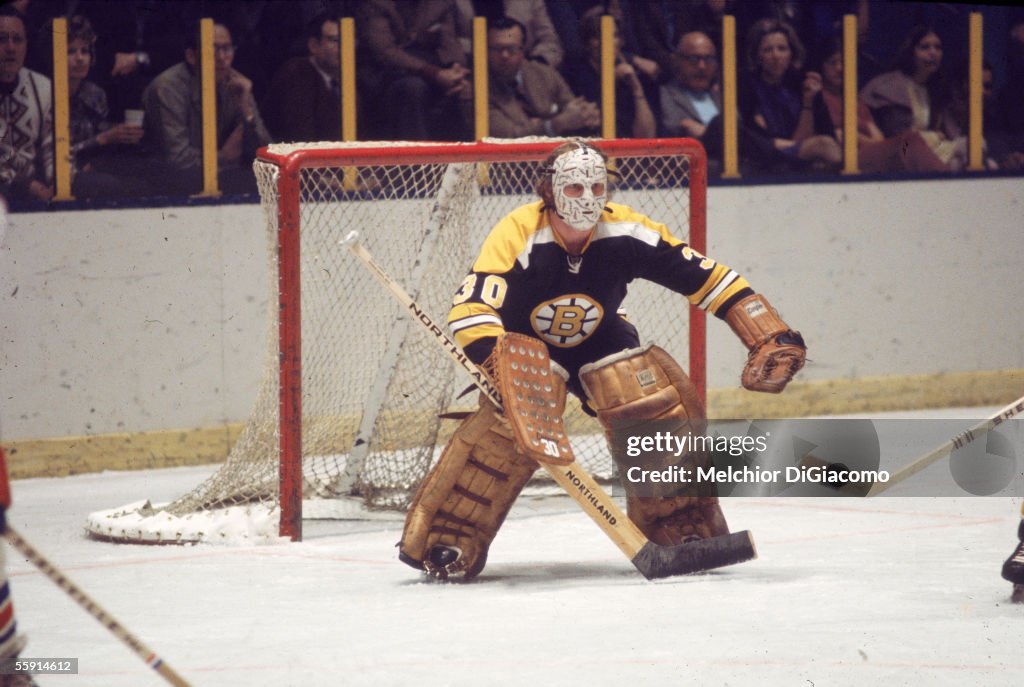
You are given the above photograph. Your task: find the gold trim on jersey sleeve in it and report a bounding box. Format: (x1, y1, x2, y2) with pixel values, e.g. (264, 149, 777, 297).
(706, 276, 751, 314)
(688, 265, 751, 316)
(449, 302, 505, 349)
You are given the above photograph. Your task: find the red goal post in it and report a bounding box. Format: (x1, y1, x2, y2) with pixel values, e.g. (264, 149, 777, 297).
(84, 137, 706, 544)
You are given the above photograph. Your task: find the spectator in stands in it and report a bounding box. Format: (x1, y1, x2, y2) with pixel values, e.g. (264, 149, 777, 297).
(0, 5, 52, 203)
(142, 21, 271, 195)
(455, 0, 564, 69)
(485, 16, 599, 139)
(814, 37, 947, 174)
(733, 0, 853, 66)
(947, 59, 1004, 171)
(860, 26, 966, 171)
(631, 0, 737, 79)
(355, 0, 471, 141)
(24, 1, 191, 122)
(659, 31, 721, 143)
(50, 15, 162, 198)
(262, 13, 343, 142)
(740, 18, 841, 172)
(561, 7, 656, 139)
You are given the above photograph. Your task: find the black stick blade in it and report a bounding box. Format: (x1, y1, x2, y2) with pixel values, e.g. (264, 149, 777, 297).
(631, 530, 757, 580)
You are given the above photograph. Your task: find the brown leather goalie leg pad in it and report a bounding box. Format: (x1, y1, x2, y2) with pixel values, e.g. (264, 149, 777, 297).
(579, 345, 729, 545)
(399, 398, 538, 580)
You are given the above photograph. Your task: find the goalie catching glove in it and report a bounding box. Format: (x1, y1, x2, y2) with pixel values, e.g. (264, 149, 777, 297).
(725, 294, 806, 393)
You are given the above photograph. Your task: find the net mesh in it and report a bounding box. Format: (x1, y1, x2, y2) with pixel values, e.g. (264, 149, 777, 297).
(86, 138, 699, 542)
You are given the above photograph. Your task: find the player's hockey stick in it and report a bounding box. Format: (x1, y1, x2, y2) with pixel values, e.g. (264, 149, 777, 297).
(4, 526, 191, 686)
(867, 394, 1024, 497)
(341, 230, 755, 579)
(802, 394, 1024, 497)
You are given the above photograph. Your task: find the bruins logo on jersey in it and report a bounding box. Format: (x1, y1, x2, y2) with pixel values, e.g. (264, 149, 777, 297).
(531, 294, 604, 347)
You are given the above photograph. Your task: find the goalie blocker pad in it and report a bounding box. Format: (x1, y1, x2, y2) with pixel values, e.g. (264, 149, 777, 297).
(580, 344, 730, 546)
(493, 333, 574, 466)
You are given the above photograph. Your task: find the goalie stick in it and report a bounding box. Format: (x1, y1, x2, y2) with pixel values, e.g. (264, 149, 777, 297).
(341, 230, 756, 579)
(801, 394, 1024, 497)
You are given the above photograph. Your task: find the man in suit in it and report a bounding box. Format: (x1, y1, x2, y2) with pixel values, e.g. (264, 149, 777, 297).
(142, 21, 271, 194)
(262, 12, 343, 143)
(486, 16, 598, 139)
(355, 0, 471, 141)
(659, 31, 721, 142)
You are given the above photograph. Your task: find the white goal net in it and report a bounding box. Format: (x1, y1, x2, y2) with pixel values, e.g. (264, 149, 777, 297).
(85, 137, 707, 543)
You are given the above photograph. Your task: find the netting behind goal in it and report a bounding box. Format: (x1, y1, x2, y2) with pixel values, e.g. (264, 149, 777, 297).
(85, 138, 706, 544)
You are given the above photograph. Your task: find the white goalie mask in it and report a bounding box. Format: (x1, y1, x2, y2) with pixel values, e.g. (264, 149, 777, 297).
(551, 145, 607, 231)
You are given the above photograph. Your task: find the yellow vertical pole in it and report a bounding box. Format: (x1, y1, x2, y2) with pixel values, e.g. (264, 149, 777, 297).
(341, 17, 357, 189)
(473, 17, 490, 185)
(473, 16, 489, 141)
(51, 17, 73, 200)
(841, 14, 859, 175)
(340, 18, 356, 141)
(198, 18, 220, 197)
(967, 12, 983, 171)
(721, 15, 739, 178)
(600, 15, 615, 139)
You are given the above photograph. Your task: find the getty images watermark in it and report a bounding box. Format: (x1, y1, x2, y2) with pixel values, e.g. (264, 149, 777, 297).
(611, 418, 1022, 498)
(623, 430, 888, 489)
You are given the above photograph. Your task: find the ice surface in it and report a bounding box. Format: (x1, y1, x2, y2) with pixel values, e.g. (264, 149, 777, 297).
(5, 407, 1023, 686)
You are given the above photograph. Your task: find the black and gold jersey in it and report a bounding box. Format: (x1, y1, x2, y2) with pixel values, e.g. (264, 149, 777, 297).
(448, 200, 753, 371)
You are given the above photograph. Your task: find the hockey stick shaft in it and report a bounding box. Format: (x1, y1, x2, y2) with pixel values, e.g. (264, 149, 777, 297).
(342, 232, 755, 577)
(4, 525, 191, 686)
(864, 394, 1024, 497)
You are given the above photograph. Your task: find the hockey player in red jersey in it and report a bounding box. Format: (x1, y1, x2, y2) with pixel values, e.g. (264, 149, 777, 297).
(398, 140, 806, 580)
(0, 446, 35, 686)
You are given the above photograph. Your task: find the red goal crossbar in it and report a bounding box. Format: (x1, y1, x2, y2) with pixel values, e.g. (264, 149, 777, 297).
(257, 138, 708, 540)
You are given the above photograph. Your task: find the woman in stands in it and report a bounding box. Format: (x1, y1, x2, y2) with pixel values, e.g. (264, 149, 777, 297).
(813, 35, 947, 174)
(860, 25, 966, 171)
(740, 18, 841, 173)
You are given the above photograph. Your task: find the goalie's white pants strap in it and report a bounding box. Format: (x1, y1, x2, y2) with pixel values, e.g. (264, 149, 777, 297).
(579, 344, 729, 545)
(398, 397, 537, 580)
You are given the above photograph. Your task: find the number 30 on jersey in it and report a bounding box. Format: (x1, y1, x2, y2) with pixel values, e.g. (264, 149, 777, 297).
(453, 273, 508, 309)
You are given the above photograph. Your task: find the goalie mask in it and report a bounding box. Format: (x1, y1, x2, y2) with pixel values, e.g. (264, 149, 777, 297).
(551, 145, 608, 231)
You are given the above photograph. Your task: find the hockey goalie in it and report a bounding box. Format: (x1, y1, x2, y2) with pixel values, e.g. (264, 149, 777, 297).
(398, 141, 806, 580)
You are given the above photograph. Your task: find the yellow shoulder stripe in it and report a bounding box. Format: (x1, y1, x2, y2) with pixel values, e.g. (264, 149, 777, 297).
(473, 201, 546, 274)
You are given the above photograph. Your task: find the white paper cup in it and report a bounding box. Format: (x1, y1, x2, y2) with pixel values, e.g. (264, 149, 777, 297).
(124, 109, 145, 126)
